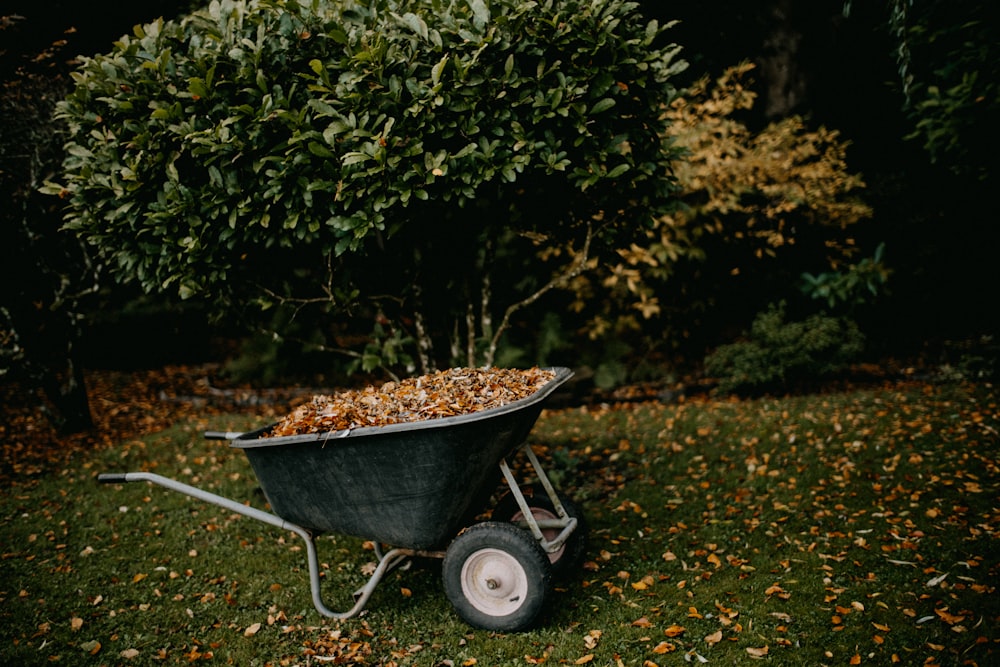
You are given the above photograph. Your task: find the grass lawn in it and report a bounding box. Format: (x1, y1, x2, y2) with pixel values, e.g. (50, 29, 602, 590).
(2, 379, 997, 666)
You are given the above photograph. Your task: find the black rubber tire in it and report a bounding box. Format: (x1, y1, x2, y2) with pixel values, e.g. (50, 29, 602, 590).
(442, 521, 551, 631)
(492, 484, 588, 575)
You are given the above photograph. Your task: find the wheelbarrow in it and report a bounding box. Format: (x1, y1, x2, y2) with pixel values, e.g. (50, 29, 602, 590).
(97, 367, 585, 631)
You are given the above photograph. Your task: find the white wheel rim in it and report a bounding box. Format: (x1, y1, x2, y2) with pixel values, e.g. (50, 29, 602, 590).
(460, 548, 529, 616)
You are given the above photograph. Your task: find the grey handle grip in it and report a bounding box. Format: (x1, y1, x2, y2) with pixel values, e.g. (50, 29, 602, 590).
(203, 431, 244, 440)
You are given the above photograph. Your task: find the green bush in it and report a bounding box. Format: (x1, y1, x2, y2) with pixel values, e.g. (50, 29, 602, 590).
(49, 0, 687, 373)
(704, 302, 865, 394)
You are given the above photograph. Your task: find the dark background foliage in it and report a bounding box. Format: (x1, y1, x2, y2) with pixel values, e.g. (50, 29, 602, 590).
(2, 0, 996, 430)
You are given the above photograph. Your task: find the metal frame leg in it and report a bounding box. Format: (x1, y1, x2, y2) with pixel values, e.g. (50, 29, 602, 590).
(496, 444, 578, 555)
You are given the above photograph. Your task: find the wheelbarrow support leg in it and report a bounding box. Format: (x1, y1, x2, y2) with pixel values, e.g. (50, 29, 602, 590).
(98, 472, 407, 620)
(497, 444, 578, 555)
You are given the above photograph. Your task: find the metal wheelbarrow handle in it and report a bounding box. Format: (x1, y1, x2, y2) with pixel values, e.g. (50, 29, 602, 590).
(97, 471, 412, 619)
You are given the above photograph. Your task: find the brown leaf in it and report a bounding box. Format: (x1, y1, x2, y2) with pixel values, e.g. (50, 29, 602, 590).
(267, 368, 556, 436)
(746, 646, 769, 659)
(664, 624, 686, 637)
(934, 608, 966, 625)
(244, 622, 261, 637)
(704, 630, 723, 646)
(653, 642, 676, 654)
(70, 617, 83, 631)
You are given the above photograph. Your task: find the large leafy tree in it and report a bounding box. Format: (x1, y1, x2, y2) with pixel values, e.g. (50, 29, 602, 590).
(50, 0, 687, 376)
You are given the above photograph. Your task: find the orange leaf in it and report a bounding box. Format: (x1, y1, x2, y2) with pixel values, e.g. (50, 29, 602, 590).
(850, 654, 862, 665)
(632, 616, 653, 628)
(664, 625, 686, 637)
(746, 646, 769, 659)
(934, 608, 966, 624)
(574, 654, 594, 665)
(653, 642, 676, 654)
(704, 630, 723, 646)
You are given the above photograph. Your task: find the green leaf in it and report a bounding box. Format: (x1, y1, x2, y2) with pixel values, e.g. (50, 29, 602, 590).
(308, 142, 334, 157)
(188, 77, 209, 98)
(589, 98, 616, 115)
(469, 0, 490, 29)
(607, 163, 630, 179)
(431, 55, 448, 86)
(397, 12, 429, 40)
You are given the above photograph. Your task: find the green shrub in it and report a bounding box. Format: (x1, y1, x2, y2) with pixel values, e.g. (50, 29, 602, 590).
(49, 0, 687, 373)
(800, 242, 891, 310)
(704, 302, 865, 394)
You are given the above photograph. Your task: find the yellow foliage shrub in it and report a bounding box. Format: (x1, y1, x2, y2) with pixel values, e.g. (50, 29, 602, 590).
(569, 62, 873, 338)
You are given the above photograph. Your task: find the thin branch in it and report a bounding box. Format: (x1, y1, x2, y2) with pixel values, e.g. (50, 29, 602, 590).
(483, 221, 595, 367)
(252, 326, 362, 360)
(411, 282, 434, 374)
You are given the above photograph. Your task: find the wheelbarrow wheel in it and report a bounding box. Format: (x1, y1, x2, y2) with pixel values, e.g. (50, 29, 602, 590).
(442, 521, 551, 631)
(492, 484, 588, 575)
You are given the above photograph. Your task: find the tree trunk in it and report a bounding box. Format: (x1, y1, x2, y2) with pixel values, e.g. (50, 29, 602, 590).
(39, 352, 94, 434)
(757, 0, 807, 119)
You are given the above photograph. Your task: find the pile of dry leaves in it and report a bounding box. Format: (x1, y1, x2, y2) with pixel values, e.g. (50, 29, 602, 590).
(266, 367, 557, 437)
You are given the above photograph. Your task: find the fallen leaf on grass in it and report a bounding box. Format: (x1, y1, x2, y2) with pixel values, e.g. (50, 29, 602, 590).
(575, 654, 594, 665)
(764, 583, 791, 600)
(664, 624, 686, 637)
(80, 640, 101, 655)
(653, 642, 676, 654)
(120, 648, 140, 659)
(746, 646, 769, 658)
(244, 622, 262, 637)
(70, 617, 83, 631)
(926, 572, 949, 587)
(704, 630, 723, 646)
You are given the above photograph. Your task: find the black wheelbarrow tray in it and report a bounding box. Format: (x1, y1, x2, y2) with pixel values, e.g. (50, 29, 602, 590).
(98, 367, 585, 631)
